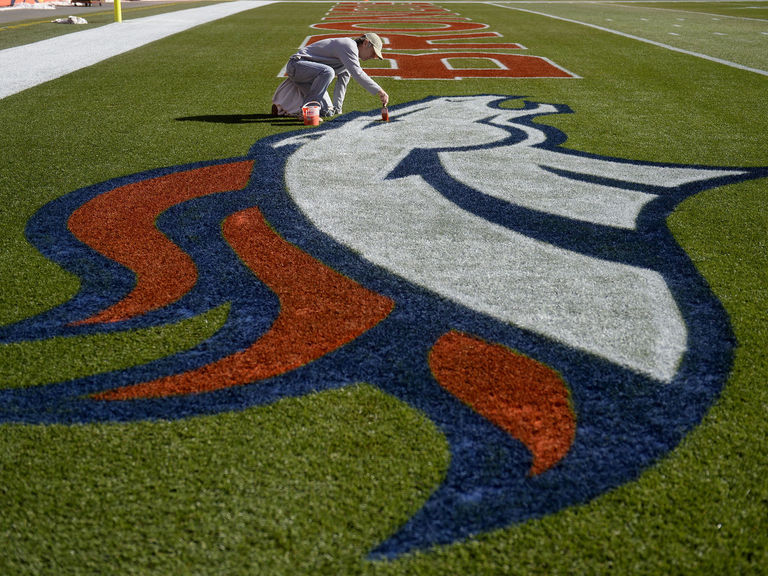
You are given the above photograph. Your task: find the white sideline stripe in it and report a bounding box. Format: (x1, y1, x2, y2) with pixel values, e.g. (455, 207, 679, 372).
(488, 2, 768, 77)
(0, 1, 275, 100)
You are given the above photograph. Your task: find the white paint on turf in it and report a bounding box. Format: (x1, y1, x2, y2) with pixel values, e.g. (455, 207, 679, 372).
(437, 103, 739, 230)
(274, 96, 746, 382)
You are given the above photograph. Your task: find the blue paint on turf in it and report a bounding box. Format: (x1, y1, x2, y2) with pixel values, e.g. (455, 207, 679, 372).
(2, 96, 766, 556)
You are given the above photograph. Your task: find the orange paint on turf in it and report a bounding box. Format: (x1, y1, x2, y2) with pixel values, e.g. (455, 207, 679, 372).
(95, 206, 394, 399)
(429, 331, 575, 475)
(368, 52, 573, 79)
(68, 161, 254, 325)
(312, 20, 488, 33)
(306, 32, 523, 51)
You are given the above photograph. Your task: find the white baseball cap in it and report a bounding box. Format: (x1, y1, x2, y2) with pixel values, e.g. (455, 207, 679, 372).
(363, 33, 384, 59)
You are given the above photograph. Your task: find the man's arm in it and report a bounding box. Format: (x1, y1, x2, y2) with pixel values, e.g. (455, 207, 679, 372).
(336, 40, 383, 96)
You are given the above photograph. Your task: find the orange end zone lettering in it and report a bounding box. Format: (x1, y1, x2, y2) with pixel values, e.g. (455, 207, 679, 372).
(370, 52, 575, 79)
(312, 20, 489, 33)
(305, 32, 523, 51)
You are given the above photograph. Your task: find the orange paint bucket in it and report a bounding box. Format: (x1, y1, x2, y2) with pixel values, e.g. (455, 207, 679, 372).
(302, 101, 321, 126)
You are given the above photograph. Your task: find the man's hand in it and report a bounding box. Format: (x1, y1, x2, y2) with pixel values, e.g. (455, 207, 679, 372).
(378, 89, 389, 107)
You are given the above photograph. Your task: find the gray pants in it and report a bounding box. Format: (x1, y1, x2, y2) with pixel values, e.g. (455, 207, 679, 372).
(286, 57, 334, 115)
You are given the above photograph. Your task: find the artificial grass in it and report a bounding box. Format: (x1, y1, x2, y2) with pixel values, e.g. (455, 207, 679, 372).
(505, 1, 768, 70)
(0, 384, 449, 575)
(0, 304, 229, 388)
(1, 1, 767, 574)
(634, 1, 768, 20)
(0, 2, 219, 50)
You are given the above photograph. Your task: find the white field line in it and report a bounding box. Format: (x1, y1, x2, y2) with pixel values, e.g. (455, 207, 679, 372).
(612, 2, 768, 24)
(0, 1, 276, 100)
(487, 2, 768, 77)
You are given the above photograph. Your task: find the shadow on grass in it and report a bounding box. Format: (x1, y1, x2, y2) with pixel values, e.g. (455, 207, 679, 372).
(176, 113, 305, 125)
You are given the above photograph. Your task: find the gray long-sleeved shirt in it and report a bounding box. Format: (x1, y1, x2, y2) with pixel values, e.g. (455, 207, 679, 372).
(292, 37, 383, 111)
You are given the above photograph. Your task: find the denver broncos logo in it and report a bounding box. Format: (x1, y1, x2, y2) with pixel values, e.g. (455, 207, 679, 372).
(2, 96, 766, 556)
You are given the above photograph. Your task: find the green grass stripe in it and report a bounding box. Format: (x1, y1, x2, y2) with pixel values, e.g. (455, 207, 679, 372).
(0, 1, 219, 50)
(0, 384, 449, 575)
(0, 303, 230, 389)
(501, 1, 768, 71)
(633, 1, 768, 20)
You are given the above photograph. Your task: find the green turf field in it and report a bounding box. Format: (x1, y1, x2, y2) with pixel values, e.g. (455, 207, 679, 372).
(1, 2, 767, 574)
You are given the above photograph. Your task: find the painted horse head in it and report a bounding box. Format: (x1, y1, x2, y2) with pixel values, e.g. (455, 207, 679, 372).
(2, 95, 766, 556)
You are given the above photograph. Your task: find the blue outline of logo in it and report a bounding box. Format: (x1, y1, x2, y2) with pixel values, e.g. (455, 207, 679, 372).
(2, 96, 766, 556)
